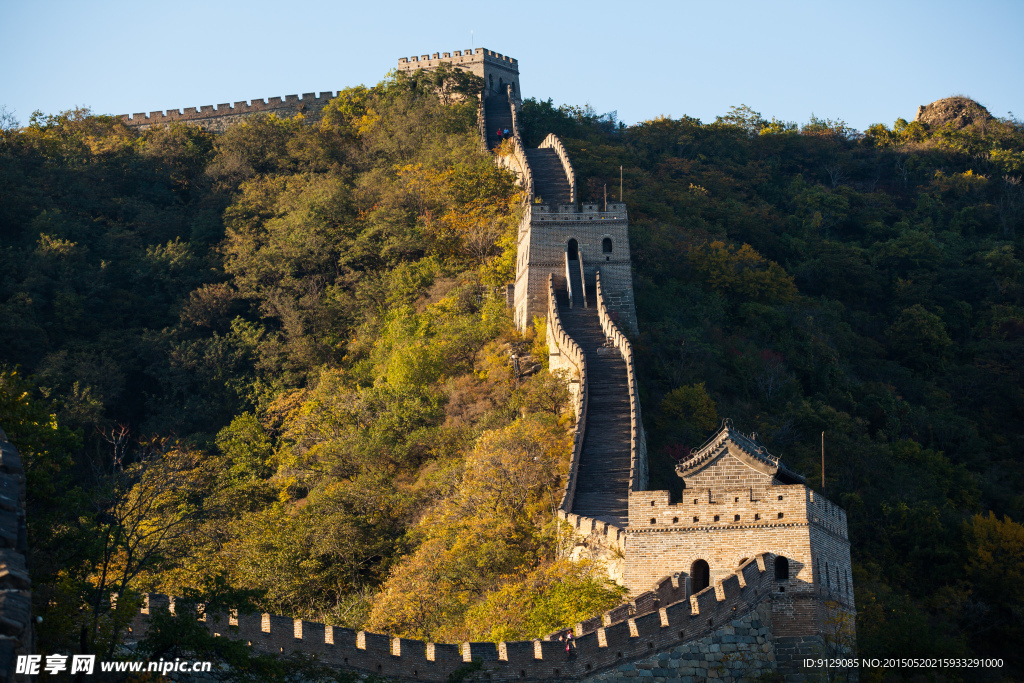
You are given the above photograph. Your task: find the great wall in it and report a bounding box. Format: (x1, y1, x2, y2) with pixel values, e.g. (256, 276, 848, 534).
(1, 47, 856, 682)
(0, 431, 31, 680)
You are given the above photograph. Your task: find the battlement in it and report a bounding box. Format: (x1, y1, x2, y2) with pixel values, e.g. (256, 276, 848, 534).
(118, 92, 338, 130)
(547, 274, 588, 514)
(595, 270, 647, 493)
(123, 555, 780, 681)
(402, 47, 521, 103)
(626, 485, 851, 539)
(397, 48, 518, 69)
(559, 510, 625, 552)
(531, 204, 627, 221)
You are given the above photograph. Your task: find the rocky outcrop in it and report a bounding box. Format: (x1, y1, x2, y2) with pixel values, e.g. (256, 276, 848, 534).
(914, 96, 994, 129)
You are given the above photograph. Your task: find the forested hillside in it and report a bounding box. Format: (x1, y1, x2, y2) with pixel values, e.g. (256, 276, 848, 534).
(0, 71, 624, 675)
(1, 71, 1022, 678)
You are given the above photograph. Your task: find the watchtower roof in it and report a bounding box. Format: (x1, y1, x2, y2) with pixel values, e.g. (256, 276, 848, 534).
(676, 418, 804, 484)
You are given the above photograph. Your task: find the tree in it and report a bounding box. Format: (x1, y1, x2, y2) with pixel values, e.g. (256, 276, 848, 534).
(658, 382, 719, 447)
(887, 305, 952, 370)
(716, 104, 767, 136)
(88, 434, 222, 657)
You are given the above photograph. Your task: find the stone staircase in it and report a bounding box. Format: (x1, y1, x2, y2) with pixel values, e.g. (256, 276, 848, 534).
(488, 92, 632, 527)
(525, 148, 572, 206)
(484, 95, 514, 151)
(555, 286, 632, 527)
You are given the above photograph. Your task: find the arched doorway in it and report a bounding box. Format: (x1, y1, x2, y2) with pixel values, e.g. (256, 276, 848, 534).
(567, 238, 579, 260)
(691, 559, 710, 593)
(602, 238, 613, 253)
(774, 556, 790, 581)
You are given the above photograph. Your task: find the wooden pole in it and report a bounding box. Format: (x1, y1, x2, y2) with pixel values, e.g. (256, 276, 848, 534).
(821, 431, 825, 492)
(604, 184, 607, 212)
(620, 165, 623, 202)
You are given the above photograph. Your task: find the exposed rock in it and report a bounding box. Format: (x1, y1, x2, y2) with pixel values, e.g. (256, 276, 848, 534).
(914, 96, 993, 129)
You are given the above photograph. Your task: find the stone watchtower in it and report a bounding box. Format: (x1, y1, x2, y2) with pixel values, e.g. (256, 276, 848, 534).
(396, 48, 522, 104)
(625, 420, 855, 647)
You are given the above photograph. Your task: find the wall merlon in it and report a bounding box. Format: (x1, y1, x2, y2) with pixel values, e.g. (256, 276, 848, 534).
(358, 630, 391, 655)
(463, 642, 499, 662)
(499, 640, 533, 662)
(721, 574, 742, 599)
(662, 599, 692, 624)
(428, 642, 461, 665)
(604, 604, 632, 625)
(692, 587, 718, 615)
(393, 636, 426, 659)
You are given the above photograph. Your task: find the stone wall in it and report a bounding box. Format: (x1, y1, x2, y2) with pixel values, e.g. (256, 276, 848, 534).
(546, 274, 588, 513)
(595, 271, 647, 497)
(583, 604, 776, 683)
(0, 429, 32, 683)
(121, 555, 815, 682)
(118, 92, 337, 131)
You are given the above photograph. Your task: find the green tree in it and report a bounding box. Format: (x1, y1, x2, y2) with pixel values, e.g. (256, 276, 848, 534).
(887, 305, 953, 370)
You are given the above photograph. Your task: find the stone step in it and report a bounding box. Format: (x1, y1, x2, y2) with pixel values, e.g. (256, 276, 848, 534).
(557, 299, 633, 528)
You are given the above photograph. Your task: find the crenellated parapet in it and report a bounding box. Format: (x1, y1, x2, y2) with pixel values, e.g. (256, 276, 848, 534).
(539, 134, 577, 205)
(122, 555, 786, 681)
(547, 274, 588, 514)
(495, 101, 534, 205)
(397, 49, 518, 70)
(595, 271, 647, 494)
(118, 92, 338, 131)
(398, 48, 521, 104)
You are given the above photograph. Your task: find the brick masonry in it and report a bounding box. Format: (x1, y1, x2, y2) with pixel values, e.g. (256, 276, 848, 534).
(119, 554, 858, 682)
(622, 424, 855, 647)
(0, 429, 33, 683)
(118, 93, 338, 132)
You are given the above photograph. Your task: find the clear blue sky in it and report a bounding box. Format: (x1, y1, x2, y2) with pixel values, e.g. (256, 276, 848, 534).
(2, 0, 1022, 131)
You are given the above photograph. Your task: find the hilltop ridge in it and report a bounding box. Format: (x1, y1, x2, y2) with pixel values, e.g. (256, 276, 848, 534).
(914, 95, 994, 129)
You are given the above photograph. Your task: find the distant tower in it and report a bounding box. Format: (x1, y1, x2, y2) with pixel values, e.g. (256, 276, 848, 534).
(396, 48, 521, 104)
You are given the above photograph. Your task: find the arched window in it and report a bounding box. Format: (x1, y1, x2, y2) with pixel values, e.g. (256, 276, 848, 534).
(567, 239, 579, 260)
(489, 74, 494, 89)
(602, 238, 613, 253)
(774, 556, 789, 581)
(691, 559, 710, 593)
